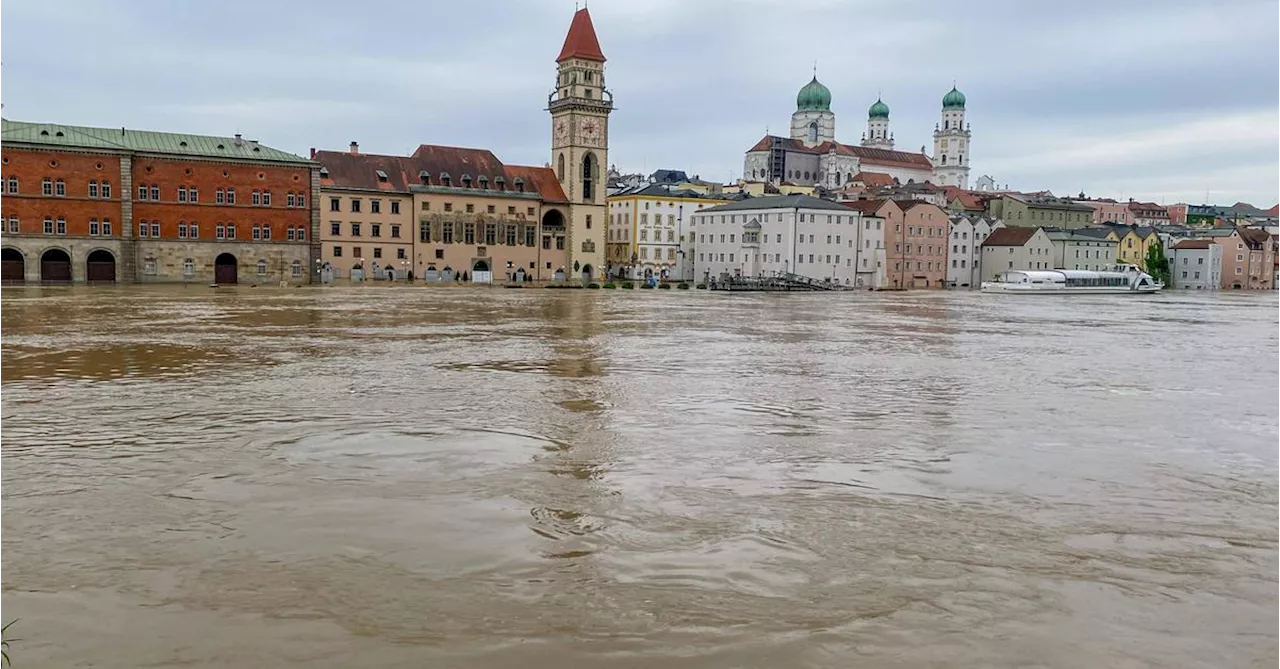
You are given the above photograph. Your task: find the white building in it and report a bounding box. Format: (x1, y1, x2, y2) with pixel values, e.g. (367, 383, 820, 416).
(607, 184, 732, 280)
(1168, 239, 1222, 290)
(742, 77, 974, 190)
(690, 194, 885, 287)
(981, 226, 1056, 279)
(947, 215, 1004, 288)
(1046, 228, 1118, 271)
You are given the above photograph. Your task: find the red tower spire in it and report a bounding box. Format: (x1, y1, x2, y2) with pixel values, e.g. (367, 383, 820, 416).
(556, 8, 606, 63)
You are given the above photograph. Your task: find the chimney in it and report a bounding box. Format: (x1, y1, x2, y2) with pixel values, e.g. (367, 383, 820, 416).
(310, 148, 316, 159)
(234, 133, 244, 146)
(349, 141, 359, 155)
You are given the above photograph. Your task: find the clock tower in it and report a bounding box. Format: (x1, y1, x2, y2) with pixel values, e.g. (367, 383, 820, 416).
(549, 7, 610, 281)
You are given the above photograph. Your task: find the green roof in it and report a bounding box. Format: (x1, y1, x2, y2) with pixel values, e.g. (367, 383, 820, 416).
(0, 119, 312, 164)
(796, 77, 832, 112)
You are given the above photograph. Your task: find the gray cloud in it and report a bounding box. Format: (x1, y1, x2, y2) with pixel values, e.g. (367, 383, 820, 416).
(4, 0, 1276, 206)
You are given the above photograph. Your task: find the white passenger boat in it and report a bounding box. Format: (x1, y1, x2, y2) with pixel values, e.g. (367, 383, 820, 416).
(980, 264, 1163, 294)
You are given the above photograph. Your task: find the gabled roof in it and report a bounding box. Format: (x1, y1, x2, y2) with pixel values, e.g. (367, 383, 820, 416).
(1, 118, 311, 164)
(1199, 227, 1241, 238)
(556, 8, 606, 63)
(982, 226, 1041, 247)
(1173, 240, 1214, 250)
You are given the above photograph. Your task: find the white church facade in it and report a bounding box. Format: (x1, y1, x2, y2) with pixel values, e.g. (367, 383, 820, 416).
(743, 77, 973, 189)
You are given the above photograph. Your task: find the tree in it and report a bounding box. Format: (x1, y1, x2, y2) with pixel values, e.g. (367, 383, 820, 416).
(1144, 239, 1171, 285)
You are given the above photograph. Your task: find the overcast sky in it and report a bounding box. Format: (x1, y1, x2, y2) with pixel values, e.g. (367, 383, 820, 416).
(4, 0, 1277, 207)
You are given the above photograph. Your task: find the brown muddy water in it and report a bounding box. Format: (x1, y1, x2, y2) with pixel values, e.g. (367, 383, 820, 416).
(1, 284, 1276, 668)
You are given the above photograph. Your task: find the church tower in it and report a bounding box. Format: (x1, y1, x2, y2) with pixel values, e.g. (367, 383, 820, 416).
(861, 98, 894, 150)
(931, 86, 971, 188)
(790, 76, 835, 147)
(550, 7, 610, 281)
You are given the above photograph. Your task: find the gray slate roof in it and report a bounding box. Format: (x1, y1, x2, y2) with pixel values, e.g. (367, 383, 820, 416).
(697, 194, 853, 214)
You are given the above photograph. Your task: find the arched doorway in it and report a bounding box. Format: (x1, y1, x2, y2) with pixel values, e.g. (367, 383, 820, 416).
(581, 264, 594, 282)
(40, 248, 72, 283)
(86, 249, 117, 283)
(384, 267, 395, 281)
(541, 208, 565, 230)
(553, 267, 566, 282)
(1, 247, 25, 284)
(214, 253, 238, 284)
(514, 267, 526, 283)
(472, 259, 492, 283)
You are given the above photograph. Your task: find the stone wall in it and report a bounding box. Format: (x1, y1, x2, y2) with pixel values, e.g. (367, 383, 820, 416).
(135, 240, 311, 284)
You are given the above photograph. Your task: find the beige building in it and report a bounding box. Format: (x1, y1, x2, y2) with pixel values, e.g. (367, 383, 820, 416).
(1046, 228, 1118, 270)
(313, 7, 612, 283)
(988, 193, 1095, 229)
(981, 226, 1055, 278)
(606, 184, 735, 279)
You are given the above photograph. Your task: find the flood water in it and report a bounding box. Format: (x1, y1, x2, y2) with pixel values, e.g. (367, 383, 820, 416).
(2, 285, 1276, 668)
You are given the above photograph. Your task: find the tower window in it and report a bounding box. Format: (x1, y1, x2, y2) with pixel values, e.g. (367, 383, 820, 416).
(557, 154, 566, 181)
(582, 152, 596, 201)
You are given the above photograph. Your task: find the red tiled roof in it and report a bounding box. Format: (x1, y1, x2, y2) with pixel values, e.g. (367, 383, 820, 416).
(851, 171, 894, 187)
(941, 185, 983, 210)
(1173, 239, 1213, 250)
(1267, 204, 1279, 216)
(982, 226, 1039, 247)
(743, 135, 932, 169)
(556, 8, 605, 63)
(315, 144, 567, 203)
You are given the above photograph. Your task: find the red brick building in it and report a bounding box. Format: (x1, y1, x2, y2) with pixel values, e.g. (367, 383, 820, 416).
(1, 119, 318, 284)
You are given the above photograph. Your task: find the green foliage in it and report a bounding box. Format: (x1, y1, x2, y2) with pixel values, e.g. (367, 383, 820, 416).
(4, 619, 18, 667)
(602, 282, 617, 289)
(658, 283, 672, 289)
(639, 283, 655, 289)
(695, 283, 707, 289)
(1144, 239, 1172, 285)
(677, 283, 690, 289)
(621, 282, 635, 289)
(587, 283, 600, 289)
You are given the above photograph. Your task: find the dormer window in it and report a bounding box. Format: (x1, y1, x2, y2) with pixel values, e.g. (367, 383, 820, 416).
(419, 171, 431, 186)
(375, 170, 388, 183)
(319, 167, 329, 178)
(514, 178, 525, 193)
(478, 176, 489, 189)
(440, 173, 451, 187)
(494, 176, 506, 190)
(461, 174, 472, 188)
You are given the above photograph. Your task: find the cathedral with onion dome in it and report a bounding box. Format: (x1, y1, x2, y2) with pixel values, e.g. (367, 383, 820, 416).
(743, 76, 972, 189)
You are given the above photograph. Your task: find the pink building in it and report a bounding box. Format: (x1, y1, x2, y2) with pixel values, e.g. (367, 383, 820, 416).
(1077, 198, 1130, 225)
(1204, 227, 1276, 289)
(1166, 203, 1188, 225)
(1128, 201, 1171, 227)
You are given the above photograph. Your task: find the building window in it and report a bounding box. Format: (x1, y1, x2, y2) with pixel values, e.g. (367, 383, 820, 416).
(56, 179, 66, 196)
(525, 227, 536, 247)
(177, 186, 188, 202)
(296, 226, 305, 241)
(351, 199, 361, 213)
(292, 260, 303, 277)
(390, 224, 400, 238)
(103, 220, 114, 236)
(257, 259, 268, 275)
(189, 222, 198, 238)
(464, 223, 475, 245)
(252, 190, 261, 206)
(466, 204, 475, 214)
(287, 227, 296, 241)
(263, 190, 271, 206)
(444, 203, 453, 212)
(333, 246, 343, 257)
(90, 219, 100, 236)
(390, 201, 399, 215)
(371, 200, 381, 214)
(187, 186, 195, 202)
(139, 221, 150, 238)
(6, 176, 17, 194)
(371, 223, 381, 238)
(151, 222, 160, 237)
(330, 197, 340, 211)
(486, 204, 495, 214)
(216, 224, 225, 240)
(89, 181, 100, 198)
(43, 218, 53, 234)
(149, 185, 159, 200)
(373, 247, 382, 259)
(484, 223, 496, 246)
(179, 222, 188, 238)
(506, 225, 517, 246)
(262, 226, 271, 240)
(227, 188, 236, 204)
(183, 258, 196, 276)
(56, 218, 66, 235)
(287, 193, 296, 208)
(351, 222, 361, 237)
(6, 216, 17, 233)
(217, 188, 226, 204)
(42, 178, 52, 196)
(143, 258, 157, 275)
(330, 222, 341, 235)
(419, 222, 431, 243)
(442, 223, 454, 243)
(253, 225, 262, 240)
(139, 184, 150, 200)
(542, 235, 551, 250)
(555, 236, 565, 250)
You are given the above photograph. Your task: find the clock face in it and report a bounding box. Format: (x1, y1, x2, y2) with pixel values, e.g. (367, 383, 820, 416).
(579, 118, 601, 146)
(554, 120, 568, 143)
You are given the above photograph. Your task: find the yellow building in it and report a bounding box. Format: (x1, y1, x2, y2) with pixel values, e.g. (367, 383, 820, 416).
(1113, 225, 1159, 268)
(606, 184, 736, 279)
